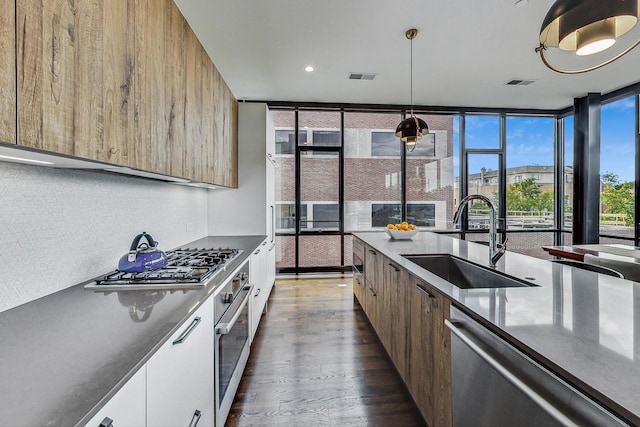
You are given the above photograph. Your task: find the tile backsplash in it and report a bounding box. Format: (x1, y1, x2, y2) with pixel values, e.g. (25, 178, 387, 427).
(0, 161, 208, 313)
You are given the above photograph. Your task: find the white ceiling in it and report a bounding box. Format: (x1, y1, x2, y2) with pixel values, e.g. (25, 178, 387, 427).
(173, 0, 640, 111)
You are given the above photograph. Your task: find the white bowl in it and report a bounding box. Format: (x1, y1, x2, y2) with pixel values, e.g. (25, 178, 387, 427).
(386, 229, 419, 240)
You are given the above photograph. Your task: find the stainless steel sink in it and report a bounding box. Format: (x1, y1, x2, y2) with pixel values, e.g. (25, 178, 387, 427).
(402, 254, 537, 289)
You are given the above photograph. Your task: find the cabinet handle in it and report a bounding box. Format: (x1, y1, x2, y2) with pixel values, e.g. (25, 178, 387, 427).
(254, 248, 261, 255)
(262, 240, 267, 246)
(172, 316, 202, 345)
(388, 263, 400, 272)
(368, 249, 377, 255)
(445, 320, 576, 426)
(188, 409, 202, 427)
(217, 286, 252, 334)
(368, 287, 377, 297)
(270, 205, 275, 243)
(99, 417, 113, 427)
(415, 284, 434, 298)
(255, 288, 261, 297)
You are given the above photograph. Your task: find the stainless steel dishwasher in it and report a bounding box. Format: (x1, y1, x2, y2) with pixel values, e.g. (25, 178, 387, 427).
(446, 306, 629, 427)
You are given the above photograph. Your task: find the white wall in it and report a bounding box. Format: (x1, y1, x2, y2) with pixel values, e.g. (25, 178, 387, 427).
(208, 103, 267, 236)
(0, 161, 208, 313)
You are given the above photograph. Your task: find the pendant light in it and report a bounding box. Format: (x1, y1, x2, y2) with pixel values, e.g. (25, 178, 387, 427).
(396, 28, 429, 152)
(536, 0, 640, 74)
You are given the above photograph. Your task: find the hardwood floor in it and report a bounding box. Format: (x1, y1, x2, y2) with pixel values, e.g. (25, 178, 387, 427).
(226, 277, 427, 427)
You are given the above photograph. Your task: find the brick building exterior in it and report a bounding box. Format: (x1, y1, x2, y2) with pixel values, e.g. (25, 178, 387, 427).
(270, 110, 455, 269)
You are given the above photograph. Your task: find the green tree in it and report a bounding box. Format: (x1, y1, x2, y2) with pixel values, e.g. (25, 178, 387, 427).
(600, 172, 634, 227)
(507, 177, 553, 212)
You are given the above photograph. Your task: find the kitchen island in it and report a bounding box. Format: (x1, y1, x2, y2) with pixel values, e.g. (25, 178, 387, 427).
(0, 235, 265, 427)
(354, 231, 640, 426)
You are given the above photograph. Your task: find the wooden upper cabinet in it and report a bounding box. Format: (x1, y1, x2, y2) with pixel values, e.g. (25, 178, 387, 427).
(0, 0, 16, 145)
(17, 0, 133, 164)
(15, 0, 238, 186)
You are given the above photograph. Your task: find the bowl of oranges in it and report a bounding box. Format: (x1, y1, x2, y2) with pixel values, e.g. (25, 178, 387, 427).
(386, 222, 419, 239)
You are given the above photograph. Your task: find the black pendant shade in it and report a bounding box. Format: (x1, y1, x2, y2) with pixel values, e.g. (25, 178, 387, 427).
(397, 28, 429, 152)
(395, 116, 429, 143)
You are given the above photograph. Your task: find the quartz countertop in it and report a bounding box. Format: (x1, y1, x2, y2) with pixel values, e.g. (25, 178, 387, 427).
(354, 231, 640, 426)
(0, 235, 265, 427)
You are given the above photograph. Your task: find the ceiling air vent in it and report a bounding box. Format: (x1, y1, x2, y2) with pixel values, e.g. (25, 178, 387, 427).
(506, 79, 536, 86)
(349, 72, 377, 80)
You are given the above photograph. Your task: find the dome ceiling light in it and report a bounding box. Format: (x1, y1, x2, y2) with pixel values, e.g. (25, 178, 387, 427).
(395, 28, 429, 152)
(536, 0, 640, 74)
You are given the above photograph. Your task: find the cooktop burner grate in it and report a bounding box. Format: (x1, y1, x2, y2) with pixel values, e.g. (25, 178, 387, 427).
(84, 247, 242, 291)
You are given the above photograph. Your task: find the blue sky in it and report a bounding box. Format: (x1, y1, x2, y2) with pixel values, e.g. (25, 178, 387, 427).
(453, 99, 636, 182)
(601, 96, 635, 183)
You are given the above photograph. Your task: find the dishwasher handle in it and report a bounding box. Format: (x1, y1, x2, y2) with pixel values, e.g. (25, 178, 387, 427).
(445, 319, 578, 427)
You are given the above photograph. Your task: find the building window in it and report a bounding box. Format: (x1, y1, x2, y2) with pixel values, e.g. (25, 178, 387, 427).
(406, 132, 436, 157)
(372, 203, 401, 227)
(515, 175, 522, 183)
(276, 130, 306, 154)
(311, 130, 341, 147)
(371, 131, 401, 156)
(311, 204, 339, 230)
(407, 204, 436, 227)
(276, 203, 307, 230)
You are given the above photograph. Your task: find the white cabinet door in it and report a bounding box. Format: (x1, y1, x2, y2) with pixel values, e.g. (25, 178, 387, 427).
(146, 297, 214, 427)
(84, 367, 146, 427)
(265, 109, 276, 301)
(250, 241, 268, 340)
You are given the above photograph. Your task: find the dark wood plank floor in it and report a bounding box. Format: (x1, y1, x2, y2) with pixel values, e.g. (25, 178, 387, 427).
(226, 277, 426, 427)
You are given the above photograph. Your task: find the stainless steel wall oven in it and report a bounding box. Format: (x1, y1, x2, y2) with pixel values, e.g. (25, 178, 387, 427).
(214, 261, 252, 426)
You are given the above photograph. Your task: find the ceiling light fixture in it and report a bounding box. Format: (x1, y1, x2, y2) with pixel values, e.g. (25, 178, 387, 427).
(395, 28, 428, 152)
(536, 0, 640, 74)
(305, 66, 314, 72)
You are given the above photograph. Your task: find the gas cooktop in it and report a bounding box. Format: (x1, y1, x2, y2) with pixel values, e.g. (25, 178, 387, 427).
(84, 248, 242, 291)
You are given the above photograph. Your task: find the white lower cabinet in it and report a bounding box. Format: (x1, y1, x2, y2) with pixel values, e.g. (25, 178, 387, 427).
(250, 239, 272, 341)
(84, 366, 146, 427)
(146, 297, 215, 427)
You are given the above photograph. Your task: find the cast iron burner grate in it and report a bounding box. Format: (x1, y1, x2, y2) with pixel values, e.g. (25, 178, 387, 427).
(84, 248, 242, 291)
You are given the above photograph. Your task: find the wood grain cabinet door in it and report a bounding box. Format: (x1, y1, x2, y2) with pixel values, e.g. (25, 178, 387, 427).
(407, 276, 453, 427)
(0, 0, 16, 145)
(16, 0, 135, 166)
(407, 278, 436, 426)
(16, 0, 238, 186)
(384, 260, 408, 380)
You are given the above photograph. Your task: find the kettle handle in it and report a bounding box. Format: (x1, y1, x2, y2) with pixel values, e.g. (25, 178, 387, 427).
(127, 232, 158, 262)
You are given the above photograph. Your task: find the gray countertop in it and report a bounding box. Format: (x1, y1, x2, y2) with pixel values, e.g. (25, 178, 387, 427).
(354, 231, 640, 426)
(0, 235, 265, 427)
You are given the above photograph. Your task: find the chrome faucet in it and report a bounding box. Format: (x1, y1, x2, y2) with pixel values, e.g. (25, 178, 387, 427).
(453, 194, 507, 267)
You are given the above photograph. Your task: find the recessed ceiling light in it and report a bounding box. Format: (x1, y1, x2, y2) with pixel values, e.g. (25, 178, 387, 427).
(305, 66, 314, 72)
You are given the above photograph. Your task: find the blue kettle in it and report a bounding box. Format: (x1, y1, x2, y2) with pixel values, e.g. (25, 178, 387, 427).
(118, 232, 168, 273)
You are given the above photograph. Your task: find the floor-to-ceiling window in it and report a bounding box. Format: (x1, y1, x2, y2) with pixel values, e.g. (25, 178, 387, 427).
(272, 108, 458, 273)
(505, 116, 556, 259)
(406, 114, 456, 229)
(562, 114, 574, 245)
(272, 106, 563, 273)
(599, 95, 636, 244)
(457, 114, 559, 257)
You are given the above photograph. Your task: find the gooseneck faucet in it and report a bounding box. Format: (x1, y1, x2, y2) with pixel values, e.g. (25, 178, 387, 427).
(453, 194, 507, 267)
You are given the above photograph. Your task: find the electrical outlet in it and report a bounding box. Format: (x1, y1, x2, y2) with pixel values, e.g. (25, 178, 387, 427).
(185, 222, 193, 232)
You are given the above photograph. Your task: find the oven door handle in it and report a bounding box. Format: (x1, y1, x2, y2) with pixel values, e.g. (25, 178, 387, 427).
(216, 285, 253, 335)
